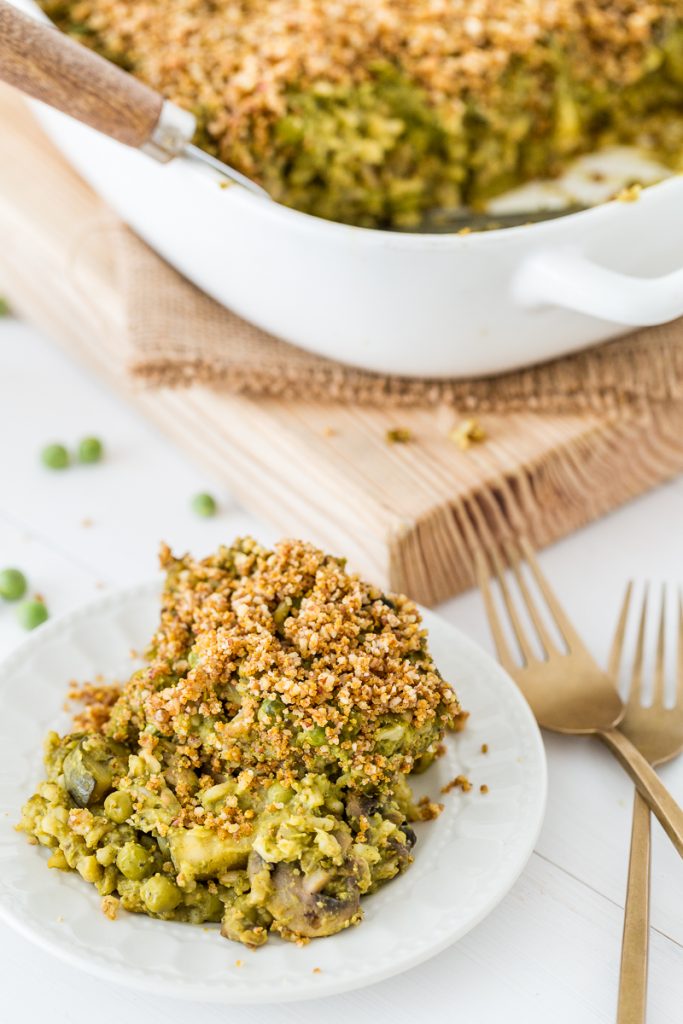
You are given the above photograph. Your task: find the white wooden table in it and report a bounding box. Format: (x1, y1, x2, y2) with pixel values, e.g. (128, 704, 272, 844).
(1, 316, 682, 1024)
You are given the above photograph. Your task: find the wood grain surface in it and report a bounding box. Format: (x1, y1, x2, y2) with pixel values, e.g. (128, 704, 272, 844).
(0, 0, 163, 147)
(2, 85, 683, 604)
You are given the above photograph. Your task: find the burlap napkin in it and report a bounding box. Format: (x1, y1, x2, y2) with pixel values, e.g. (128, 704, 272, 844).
(118, 225, 683, 411)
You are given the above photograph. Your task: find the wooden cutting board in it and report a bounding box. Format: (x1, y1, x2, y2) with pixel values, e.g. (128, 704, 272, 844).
(2, 85, 683, 605)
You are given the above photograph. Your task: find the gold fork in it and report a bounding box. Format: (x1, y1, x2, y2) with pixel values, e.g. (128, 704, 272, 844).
(473, 533, 683, 856)
(609, 584, 683, 1024)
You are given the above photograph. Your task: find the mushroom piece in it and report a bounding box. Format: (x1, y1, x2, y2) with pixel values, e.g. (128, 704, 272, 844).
(345, 792, 379, 821)
(62, 734, 129, 808)
(249, 852, 360, 938)
(388, 824, 417, 870)
(268, 862, 360, 938)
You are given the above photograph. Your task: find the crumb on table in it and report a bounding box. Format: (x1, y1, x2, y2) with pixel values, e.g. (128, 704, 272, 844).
(386, 427, 412, 444)
(480, 784, 489, 794)
(449, 418, 487, 450)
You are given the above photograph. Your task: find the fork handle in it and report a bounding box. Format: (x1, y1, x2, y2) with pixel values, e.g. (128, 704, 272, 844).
(599, 728, 683, 858)
(617, 790, 651, 1024)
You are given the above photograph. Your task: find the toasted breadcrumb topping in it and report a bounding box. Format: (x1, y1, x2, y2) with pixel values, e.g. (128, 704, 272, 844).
(67, 681, 122, 733)
(97, 538, 461, 835)
(42, 0, 677, 177)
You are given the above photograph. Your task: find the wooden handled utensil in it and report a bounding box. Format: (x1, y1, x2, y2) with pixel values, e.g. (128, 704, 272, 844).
(0, 0, 590, 230)
(0, 0, 267, 195)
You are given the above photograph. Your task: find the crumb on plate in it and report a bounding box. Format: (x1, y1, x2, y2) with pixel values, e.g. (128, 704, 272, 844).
(441, 774, 473, 794)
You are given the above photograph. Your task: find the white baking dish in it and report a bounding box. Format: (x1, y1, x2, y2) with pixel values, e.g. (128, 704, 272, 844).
(15, 0, 683, 378)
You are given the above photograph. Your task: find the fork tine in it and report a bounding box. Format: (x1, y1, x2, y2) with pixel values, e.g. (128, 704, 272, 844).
(607, 581, 633, 683)
(627, 584, 649, 708)
(652, 584, 667, 708)
(518, 537, 581, 649)
(473, 547, 517, 674)
(677, 589, 683, 705)
(482, 535, 539, 666)
(463, 498, 539, 668)
(503, 537, 560, 657)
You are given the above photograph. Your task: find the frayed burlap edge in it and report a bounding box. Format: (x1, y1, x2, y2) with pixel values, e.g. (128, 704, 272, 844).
(119, 225, 683, 412)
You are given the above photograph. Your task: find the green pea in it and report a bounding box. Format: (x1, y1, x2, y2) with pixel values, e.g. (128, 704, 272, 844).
(376, 722, 406, 754)
(191, 492, 217, 517)
(141, 874, 181, 913)
(258, 697, 285, 724)
(273, 599, 292, 627)
(266, 781, 294, 804)
(16, 600, 48, 630)
(187, 649, 199, 668)
(301, 725, 327, 747)
(77, 437, 104, 464)
(104, 790, 133, 824)
(41, 444, 69, 470)
(0, 298, 10, 316)
(0, 568, 27, 601)
(116, 841, 153, 881)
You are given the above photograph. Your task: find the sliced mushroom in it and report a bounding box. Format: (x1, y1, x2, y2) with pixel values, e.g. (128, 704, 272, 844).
(388, 824, 417, 870)
(345, 792, 379, 821)
(266, 861, 360, 938)
(62, 735, 129, 808)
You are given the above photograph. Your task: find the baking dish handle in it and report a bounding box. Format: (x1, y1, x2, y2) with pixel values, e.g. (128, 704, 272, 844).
(512, 249, 683, 327)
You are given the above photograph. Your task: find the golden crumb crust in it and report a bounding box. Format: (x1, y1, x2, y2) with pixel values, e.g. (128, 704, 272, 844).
(101, 537, 461, 818)
(42, 0, 678, 172)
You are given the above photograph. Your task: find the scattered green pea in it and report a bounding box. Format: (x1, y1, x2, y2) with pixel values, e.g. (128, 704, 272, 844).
(191, 492, 217, 517)
(77, 436, 104, 464)
(41, 443, 70, 470)
(0, 568, 27, 601)
(0, 297, 10, 317)
(16, 599, 48, 631)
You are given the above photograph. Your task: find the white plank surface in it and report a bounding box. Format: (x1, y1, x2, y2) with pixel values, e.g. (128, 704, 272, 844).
(1, 316, 682, 1023)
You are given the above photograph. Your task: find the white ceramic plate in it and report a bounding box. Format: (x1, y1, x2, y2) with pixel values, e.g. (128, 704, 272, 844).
(0, 581, 546, 1003)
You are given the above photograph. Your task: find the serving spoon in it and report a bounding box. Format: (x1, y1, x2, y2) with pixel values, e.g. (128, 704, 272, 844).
(0, 0, 588, 230)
